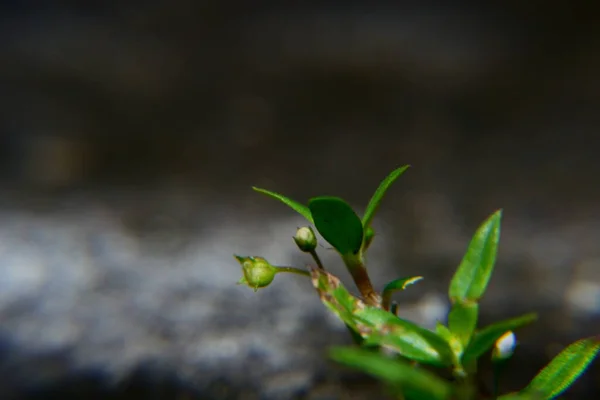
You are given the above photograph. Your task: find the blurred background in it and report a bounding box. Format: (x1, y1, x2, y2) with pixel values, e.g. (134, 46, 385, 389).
(0, 2, 599, 399)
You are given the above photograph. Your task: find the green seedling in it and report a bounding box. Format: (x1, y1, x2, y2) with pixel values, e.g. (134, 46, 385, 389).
(234, 165, 598, 399)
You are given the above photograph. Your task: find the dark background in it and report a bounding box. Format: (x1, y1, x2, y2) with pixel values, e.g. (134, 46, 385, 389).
(0, 2, 599, 399)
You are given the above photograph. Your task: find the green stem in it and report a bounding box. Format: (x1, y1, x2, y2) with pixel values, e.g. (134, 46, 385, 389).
(309, 249, 325, 270)
(492, 359, 508, 398)
(274, 266, 311, 277)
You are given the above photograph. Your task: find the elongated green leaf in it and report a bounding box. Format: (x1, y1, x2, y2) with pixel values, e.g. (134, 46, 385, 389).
(434, 322, 466, 374)
(449, 210, 502, 302)
(362, 165, 410, 229)
(309, 196, 363, 255)
(310, 268, 453, 366)
(330, 347, 451, 400)
(498, 393, 542, 400)
(463, 313, 537, 362)
(448, 301, 479, 348)
(355, 306, 455, 367)
(382, 276, 423, 310)
(435, 322, 454, 342)
(309, 266, 363, 331)
(523, 336, 600, 399)
(252, 187, 314, 223)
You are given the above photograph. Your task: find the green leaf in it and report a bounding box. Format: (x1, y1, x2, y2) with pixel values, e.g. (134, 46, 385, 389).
(498, 393, 542, 400)
(434, 322, 465, 371)
(463, 313, 538, 362)
(449, 209, 502, 303)
(435, 322, 454, 342)
(309, 267, 363, 331)
(448, 301, 479, 348)
(309, 196, 364, 255)
(383, 276, 424, 293)
(362, 165, 410, 230)
(252, 187, 314, 223)
(382, 276, 423, 310)
(354, 306, 455, 367)
(523, 336, 600, 399)
(330, 347, 451, 400)
(309, 267, 453, 367)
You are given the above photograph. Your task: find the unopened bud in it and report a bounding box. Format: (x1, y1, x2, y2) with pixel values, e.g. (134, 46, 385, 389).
(492, 331, 516, 361)
(364, 226, 375, 250)
(234, 255, 277, 292)
(293, 226, 317, 252)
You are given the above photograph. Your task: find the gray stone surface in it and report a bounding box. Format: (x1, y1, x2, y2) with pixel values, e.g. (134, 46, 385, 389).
(0, 2, 599, 399)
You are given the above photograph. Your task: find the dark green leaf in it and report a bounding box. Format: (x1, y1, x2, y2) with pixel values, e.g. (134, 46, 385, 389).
(448, 301, 479, 348)
(463, 313, 537, 362)
(252, 187, 313, 223)
(383, 276, 424, 293)
(523, 336, 600, 399)
(449, 210, 502, 302)
(362, 165, 410, 230)
(330, 347, 451, 400)
(309, 196, 364, 255)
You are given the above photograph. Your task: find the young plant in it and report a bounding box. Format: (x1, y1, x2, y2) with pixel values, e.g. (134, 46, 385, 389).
(234, 166, 599, 400)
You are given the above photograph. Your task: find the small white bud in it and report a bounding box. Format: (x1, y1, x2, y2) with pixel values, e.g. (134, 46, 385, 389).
(493, 330, 516, 361)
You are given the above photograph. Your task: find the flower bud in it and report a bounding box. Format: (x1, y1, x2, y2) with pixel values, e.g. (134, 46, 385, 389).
(293, 226, 317, 252)
(492, 331, 516, 361)
(234, 255, 277, 292)
(364, 226, 375, 250)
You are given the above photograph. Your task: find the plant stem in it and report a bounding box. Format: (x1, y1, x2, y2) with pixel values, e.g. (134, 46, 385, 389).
(309, 249, 325, 270)
(342, 254, 381, 307)
(275, 266, 311, 277)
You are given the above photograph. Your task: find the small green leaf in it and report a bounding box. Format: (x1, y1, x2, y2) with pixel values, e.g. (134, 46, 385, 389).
(435, 322, 465, 370)
(463, 313, 537, 362)
(355, 307, 455, 367)
(448, 301, 479, 348)
(330, 347, 451, 400)
(363, 226, 375, 251)
(362, 165, 410, 230)
(309, 196, 364, 255)
(449, 209, 502, 303)
(383, 276, 424, 293)
(382, 276, 423, 310)
(252, 187, 314, 223)
(523, 336, 600, 399)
